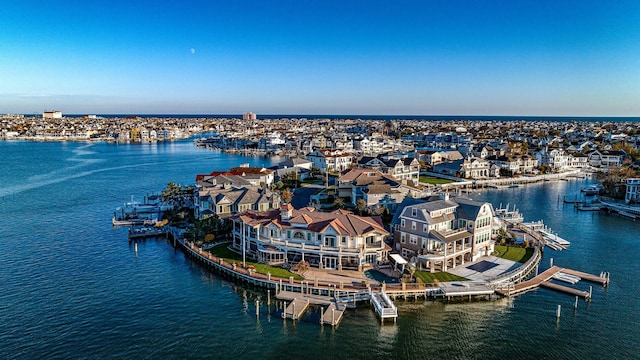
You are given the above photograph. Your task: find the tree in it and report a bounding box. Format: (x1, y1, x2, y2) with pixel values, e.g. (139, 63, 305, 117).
(161, 182, 193, 208)
(356, 199, 367, 215)
(333, 197, 345, 209)
(281, 188, 293, 203)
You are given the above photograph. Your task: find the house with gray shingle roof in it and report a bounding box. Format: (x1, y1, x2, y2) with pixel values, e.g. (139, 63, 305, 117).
(391, 194, 495, 272)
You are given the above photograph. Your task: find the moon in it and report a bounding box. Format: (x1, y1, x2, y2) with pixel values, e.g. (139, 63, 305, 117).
(190, 48, 196, 54)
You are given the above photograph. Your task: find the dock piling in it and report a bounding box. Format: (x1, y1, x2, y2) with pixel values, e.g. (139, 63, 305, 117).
(134, 242, 138, 256)
(556, 305, 561, 319)
(550, 258, 554, 267)
(574, 296, 578, 310)
(256, 300, 259, 317)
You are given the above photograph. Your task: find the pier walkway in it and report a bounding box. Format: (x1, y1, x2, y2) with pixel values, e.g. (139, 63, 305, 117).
(276, 290, 347, 326)
(495, 266, 609, 299)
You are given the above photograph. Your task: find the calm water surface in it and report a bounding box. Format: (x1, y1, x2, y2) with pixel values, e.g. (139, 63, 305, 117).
(0, 140, 638, 359)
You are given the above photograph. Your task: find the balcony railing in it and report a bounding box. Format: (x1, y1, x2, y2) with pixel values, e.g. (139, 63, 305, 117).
(234, 231, 369, 254)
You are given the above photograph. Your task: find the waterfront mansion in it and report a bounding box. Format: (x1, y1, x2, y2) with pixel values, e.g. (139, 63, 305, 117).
(392, 195, 495, 272)
(230, 204, 390, 271)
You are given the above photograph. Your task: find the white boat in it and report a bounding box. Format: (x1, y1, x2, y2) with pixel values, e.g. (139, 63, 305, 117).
(114, 195, 164, 221)
(581, 185, 600, 196)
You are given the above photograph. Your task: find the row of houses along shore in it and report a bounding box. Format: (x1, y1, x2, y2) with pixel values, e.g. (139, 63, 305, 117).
(4, 113, 639, 174)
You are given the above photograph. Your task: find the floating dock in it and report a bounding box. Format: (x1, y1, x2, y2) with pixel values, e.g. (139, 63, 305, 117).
(540, 282, 590, 299)
(281, 297, 310, 320)
(321, 303, 346, 327)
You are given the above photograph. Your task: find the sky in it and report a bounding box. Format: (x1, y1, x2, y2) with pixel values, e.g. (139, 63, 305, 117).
(1, 0, 639, 116)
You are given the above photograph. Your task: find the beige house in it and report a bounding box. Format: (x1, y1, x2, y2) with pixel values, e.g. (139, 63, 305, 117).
(230, 205, 390, 270)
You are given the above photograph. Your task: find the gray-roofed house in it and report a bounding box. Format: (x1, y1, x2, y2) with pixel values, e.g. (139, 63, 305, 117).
(391, 194, 494, 272)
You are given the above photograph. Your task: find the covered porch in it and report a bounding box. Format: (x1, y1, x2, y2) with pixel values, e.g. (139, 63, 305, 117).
(416, 230, 473, 272)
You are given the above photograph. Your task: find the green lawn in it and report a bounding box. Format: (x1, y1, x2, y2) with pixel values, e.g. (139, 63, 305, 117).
(414, 271, 468, 283)
(494, 245, 533, 263)
(419, 176, 455, 185)
(207, 243, 304, 280)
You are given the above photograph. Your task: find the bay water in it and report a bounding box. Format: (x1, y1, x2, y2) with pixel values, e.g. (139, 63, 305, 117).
(0, 140, 637, 359)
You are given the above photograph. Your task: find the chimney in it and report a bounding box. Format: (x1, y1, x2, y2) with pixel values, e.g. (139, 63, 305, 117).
(280, 203, 293, 222)
(440, 192, 450, 201)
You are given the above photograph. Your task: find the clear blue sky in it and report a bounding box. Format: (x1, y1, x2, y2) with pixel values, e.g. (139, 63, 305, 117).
(1, 0, 639, 116)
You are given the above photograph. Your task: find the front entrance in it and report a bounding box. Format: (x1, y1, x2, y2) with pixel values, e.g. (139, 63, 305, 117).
(323, 257, 337, 270)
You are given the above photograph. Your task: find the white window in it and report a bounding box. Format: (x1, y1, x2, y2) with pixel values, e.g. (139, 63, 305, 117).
(423, 224, 427, 232)
(401, 219, 405, 227)
(410, 235, 417, 245)
(412, 221, 416, 230)
(412, 208, 417, 216)
(401, 233, 406, 244)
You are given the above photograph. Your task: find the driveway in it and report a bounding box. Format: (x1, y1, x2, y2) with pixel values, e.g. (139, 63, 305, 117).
(291, 183, 324, 208)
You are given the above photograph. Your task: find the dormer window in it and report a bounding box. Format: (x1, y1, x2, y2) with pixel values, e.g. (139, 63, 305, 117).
(412, 208, 417, 216)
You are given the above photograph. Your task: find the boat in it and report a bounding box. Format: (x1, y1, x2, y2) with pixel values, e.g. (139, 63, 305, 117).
(128, 226, 167, 240)
(581, 185, 601, 196)
(113, 195, 167, 222)
(112, 217, 162, 227)
(495, 203, 524, 224)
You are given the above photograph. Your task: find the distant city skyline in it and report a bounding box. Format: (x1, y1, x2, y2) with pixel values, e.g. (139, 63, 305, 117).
(1, 1, 639, 116)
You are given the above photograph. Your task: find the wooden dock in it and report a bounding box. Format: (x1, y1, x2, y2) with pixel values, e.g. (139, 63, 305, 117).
(495, 266, 609, 300)
(276, 290, 334, 305)
(540, 282, 590, 299)
(495, 266, 562, 297)
(321, 303, 345, 327)
(281, 297, 310, 320)
(560, 268, 609, 285)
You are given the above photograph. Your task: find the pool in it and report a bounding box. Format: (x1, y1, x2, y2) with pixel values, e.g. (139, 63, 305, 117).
(364, 269, 400, 284)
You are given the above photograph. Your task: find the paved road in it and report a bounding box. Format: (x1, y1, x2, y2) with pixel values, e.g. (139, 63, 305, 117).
(291, 183, 324, 208)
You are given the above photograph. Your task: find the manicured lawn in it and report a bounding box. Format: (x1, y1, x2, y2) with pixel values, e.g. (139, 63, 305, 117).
(494, 245, 533, 263)
(419, 176, 455, 185)
(207, 244, 304, 280)
(414, 271, 468, 283)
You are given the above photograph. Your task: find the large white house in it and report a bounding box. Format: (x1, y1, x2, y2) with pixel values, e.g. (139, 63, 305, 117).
(307, 149, 352, 173)
(392, 195, 495, 272)
(230, 205, 390, 271)
(626, 178, 640, 204)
